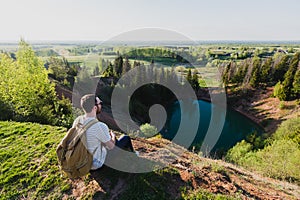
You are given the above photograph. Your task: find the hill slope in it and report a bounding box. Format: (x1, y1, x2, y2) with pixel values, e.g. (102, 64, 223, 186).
(1, 121, 299, 200)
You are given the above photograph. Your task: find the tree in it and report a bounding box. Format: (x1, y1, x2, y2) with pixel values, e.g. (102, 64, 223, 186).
(102, 62, 115, 77)
(292, 67, 300, 98)
(273, 54, 289, 83)
(260, 57, 273, 84)
(242, 59, 253, 87)
(0, 40, 73, 126)
(122, 57, 131, 75)
(221, 63, 231, 87)
(186, 69, 192, 84)
(249, 57, 261, 88)
(273, 81, 285, 101)
(281, 53, 299, 100)
(93, 64, 100, 76)
(191, 70, 200, 91)
(114, 56, 123, 77)
(233, 61, 247, 84)
(48, 57, 68, 81)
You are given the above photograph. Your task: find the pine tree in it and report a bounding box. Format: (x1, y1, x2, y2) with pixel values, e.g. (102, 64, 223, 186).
(249, 57, 261, 88)
(186, 68, 192, 84)
(98, 58, 104, 73)
(233, 62, 247, 84)
(260, 57, 273, 84)
(292, 67, 300, 98)
(93, 64, 100, 76)
(281, 53, 299, 100)
(273, 54, 289, 83)
(122, 57, 131, 75)
(243, 59, 253, 87)
(222, 63, 231, 87)
(191, 70, 199, 91)
(160, 67, 165, 84)
(114, 56, 123, 77)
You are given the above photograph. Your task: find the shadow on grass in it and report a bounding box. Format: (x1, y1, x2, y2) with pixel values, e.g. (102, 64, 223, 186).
(89, 156, 187, 200)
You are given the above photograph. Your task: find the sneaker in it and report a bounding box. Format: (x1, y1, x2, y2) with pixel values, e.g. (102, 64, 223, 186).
(135, 151, 140, 157)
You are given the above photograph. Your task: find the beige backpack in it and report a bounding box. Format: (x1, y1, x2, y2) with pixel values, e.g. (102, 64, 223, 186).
(56, 119, 98, 178)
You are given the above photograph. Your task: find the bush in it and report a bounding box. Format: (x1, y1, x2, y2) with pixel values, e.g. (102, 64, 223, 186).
(225, 140, 253, 165)
(256, 139, 300, 181)
(226, 117, 300, 183)
(273, 81, 286, 100)
(140, 123, 158, 138)
(273, 117, 300, 145)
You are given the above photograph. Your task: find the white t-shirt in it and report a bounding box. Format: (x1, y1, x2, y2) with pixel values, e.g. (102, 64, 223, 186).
(72, 116, 111, 170)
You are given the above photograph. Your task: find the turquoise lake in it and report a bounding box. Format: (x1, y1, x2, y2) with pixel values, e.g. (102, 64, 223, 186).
(163, 100, 263, 155)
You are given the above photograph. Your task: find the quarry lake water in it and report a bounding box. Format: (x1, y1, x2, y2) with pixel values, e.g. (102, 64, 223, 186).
(163, 100, 263, 155)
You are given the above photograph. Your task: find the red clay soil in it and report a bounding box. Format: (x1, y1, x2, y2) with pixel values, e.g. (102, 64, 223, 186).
(228, 87, 300, 133)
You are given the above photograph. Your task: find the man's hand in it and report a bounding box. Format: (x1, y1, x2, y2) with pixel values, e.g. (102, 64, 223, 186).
(110, 130, 116, 143)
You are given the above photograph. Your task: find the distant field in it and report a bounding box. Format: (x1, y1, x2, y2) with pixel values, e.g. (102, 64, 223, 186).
(1, 42, 298, 88)
(181, 67, 222, 87)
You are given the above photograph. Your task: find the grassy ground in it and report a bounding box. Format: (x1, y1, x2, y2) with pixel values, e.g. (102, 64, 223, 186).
(0, 121, 70, 199)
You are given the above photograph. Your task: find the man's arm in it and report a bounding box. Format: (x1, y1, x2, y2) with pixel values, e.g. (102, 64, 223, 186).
(104, 131, 116, 150)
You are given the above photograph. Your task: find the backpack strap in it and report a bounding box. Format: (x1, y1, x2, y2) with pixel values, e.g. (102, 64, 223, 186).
(68, 119, 99, 150)
(79, 119, 99, 137)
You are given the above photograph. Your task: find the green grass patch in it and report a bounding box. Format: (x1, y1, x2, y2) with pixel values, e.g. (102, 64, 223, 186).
(0, 121, 70, 199)
(180, 187, 240, 200)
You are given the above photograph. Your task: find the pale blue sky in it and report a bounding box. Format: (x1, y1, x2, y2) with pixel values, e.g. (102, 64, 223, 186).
(1, 0, 299, 41)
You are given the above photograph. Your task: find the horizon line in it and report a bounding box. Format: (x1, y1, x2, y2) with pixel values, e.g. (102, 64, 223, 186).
(1, 39, 300, 45)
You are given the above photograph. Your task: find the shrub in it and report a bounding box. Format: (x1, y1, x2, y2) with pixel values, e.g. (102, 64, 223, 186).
(256, 139, 300, 181)
(273, 117, 300, 145)
(226, 117, 300, 183)
(140, 123, 158, 138)
(273, 81, 286, 101)
(225, 140, 253, 165)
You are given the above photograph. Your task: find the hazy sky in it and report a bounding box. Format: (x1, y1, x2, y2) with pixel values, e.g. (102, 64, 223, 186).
(1, 0, 300, 41)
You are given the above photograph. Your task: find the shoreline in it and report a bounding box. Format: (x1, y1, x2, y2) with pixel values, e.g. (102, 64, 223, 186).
(196, 87, 266, 131)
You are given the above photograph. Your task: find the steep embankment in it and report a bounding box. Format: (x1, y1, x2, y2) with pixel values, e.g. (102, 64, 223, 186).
(1, 121, 300, 199)
(227, 87, 300, 133)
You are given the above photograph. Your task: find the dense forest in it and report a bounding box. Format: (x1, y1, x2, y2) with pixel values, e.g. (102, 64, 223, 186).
(220, 52, 300, 101)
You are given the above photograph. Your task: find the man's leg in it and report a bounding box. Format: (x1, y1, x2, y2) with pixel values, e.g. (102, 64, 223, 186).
(115, 135, 134, 152)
